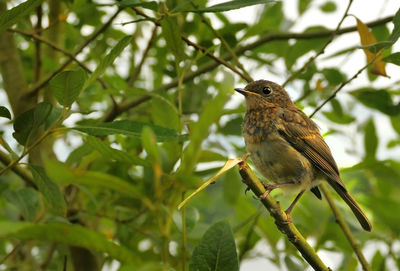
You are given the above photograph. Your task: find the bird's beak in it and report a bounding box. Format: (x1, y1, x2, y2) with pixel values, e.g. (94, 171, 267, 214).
(235, 88, 246, 95)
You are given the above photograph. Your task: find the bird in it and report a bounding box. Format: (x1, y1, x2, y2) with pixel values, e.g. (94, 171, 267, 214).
(235, 79, 372, 232)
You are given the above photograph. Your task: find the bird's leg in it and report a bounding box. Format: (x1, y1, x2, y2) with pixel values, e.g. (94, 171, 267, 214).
(284, 190, 306, 223)
(259, 182, 296, 199)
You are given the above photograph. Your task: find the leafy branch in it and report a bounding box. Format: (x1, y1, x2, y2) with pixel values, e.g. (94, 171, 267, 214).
(24, 8, 123, 98)
(103, 13, 394, 121)
(283, 0, 354, 87)
(310, 53, 380, 117)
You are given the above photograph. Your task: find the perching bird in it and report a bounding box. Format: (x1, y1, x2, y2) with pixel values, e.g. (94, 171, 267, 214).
(235, 80, 372, 231)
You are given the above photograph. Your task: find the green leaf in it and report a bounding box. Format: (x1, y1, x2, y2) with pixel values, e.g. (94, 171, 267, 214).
(44, 106, 63, 130)
(387, 139, 400, 148)
(13, 102, 53, 145)
(0, 221, 138, 263)
(3, 188, 39, 221)
(82, 36, 132, 91)
(45, 160, 154, 210)
(172, 207, 200, 233)
(141, 127, 161, 164)
(223, 168, 241, 205)
(286, 27, 330, 68)
(161, 15, 185, 62)
(85, 135, 149, 167)
(243, 2, 284, 37)
(299, 0, 312, 15)
(320, 1, 336, 13)
(182, 0, 272, 13)
(371, 250, 386, 271)
(118, 0, 158, 11)
(359, 41, 394, 53)
(322, 68, 346, 86)
(322, 99, 355, 124)
(350, 88, 400, 116)
(382, 52, 400, 65)
(364, 118, 378, 161)
(178, 73, 232, 175)
(73, 120, 188, 142)
(0, 0, 42, 34)
(388, 7, 400, 43)
(28, 165, 67, 216)
(391, 115, 400, 134)
(0, 106, 11, 119)
(220, 116, 243, 136)
(50, 69, 87, 107)
(150, 91, 179, 130)
(189, 221, 239, 271)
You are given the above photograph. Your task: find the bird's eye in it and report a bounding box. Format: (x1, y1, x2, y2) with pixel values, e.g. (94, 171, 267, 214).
(262, 86, 271, 95)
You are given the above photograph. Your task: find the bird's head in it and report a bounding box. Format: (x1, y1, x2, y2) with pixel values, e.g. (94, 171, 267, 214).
(235, 80, 293, 110)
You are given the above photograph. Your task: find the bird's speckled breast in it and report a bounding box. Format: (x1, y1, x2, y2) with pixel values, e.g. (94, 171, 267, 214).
(242, 107, 316, 190)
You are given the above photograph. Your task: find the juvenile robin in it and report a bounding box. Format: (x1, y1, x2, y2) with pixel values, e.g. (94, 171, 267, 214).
(235, 80, 372, 231)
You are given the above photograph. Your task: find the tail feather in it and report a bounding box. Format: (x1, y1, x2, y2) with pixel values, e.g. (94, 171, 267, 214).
(327, 179, 372, 232)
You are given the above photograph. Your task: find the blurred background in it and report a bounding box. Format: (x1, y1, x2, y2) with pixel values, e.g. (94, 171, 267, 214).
(1, 0, 400, 270)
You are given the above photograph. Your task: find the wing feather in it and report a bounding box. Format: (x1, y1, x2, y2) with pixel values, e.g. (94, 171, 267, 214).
(277, 107, 346, 189)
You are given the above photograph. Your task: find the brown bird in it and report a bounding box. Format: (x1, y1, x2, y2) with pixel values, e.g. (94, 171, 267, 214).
(235, 80, 372, 232)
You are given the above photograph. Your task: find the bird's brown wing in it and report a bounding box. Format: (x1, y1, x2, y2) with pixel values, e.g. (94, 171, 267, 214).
(276, 107, 346, 190)
(276, 106, 372, 231)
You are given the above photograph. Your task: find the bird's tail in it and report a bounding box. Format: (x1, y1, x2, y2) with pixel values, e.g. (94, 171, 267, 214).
(327, 179, 372, 232)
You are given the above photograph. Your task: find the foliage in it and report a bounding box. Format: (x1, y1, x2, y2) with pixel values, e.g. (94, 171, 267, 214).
(0, 0, 400, 271)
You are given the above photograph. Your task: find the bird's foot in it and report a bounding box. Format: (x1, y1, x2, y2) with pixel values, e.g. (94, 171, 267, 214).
(258, 182, 277, 199)
(283, 211, 293, 224)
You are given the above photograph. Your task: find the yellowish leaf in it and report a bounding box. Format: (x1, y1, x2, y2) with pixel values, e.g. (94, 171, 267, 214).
(356, 17, 388, 77)
(315, 79, 324, 91)
(177, 158, 242, 210)
(58, 13, 68, 22)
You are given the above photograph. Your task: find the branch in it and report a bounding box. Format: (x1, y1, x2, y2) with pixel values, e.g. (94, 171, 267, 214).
(34, 4, 42, 82)
(132, 7, 253, 82)
(8, 28, 108, 89)
(102, 14, 394, 121)
(238, 161, 330, 271)
(0, 150, 36, 188)
(24, 8, 122, 98)
(193, 6, 253, 82)
(283, 0, 354, 87)
(319, 184, 371, 271)
(309, 53, 378, 117)
(128, 24, 158, 87)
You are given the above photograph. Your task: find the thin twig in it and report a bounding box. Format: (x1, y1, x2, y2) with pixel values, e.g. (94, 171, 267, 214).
(24, 8, 122, 98)
(238, 161, 330, 271)
(181, 192, 187, 271)
(283, 0, 354, 87)
(8, 28, 108, 89)
(193, 5, 253, 82)
(0, 150, 36, 188)
(132, 7, 253, 82)
(0, 242, 22, 265)
(34, 5, 42, 82)
(40, 243, 57, 271)
(181, 36, 252, 81)
(128, 25, 158, 87)
(309, 54, 378, 117)
(320, 184, 371, 271)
